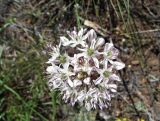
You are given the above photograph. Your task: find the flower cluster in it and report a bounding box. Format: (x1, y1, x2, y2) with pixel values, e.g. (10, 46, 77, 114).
(46, 28, 125, 111)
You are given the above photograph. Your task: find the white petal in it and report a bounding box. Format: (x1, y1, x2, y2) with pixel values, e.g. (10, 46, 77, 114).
(46, 66, 56, 73)
(108, 84, 117, 92)
(104, 43, 113, 52)
(52, 80, 61, 89)
(109, 74, 121, 81)
(74, 79, 82, 87)
(108, 84, 117, 89)
(77, 47, 87, 53)
(60, 36, 69, 43)
(67, 79, 73, 87)
(70, 100, 76, 106)
(71, 30, 77, 36)
(58, 41, 62, 48)
(82, 33, 88, 41)
(103, 78, 109, 84)
(88, 88, 97, 95)
(98, 98, 104, 110)
(88, 29, 97, 42)
(109, 60, 125, 70)
(70, 43, 77, 47)
(111, 47, 119, 59)
(77, 91, 85, 102)
(66, 31, 76, 41)
(90, 39, 96, 49)
(62, 61, 69, 69)
(95, 76, 103, 85)
(110, 88, 117, 92)
(85, 102, 92, 111)
(78, 28, 84, 37)
(96, 38, 105, 48)
(103, 92, 111, 100)
(92, 57, 99, 68)
(48, 76, 62, 89)
(79, 41, 87, 47)
(47, 57, 56, 63)
(104, 59, 109, 69)
(83, 77, 90, 85)
(60, 37, 75, 46)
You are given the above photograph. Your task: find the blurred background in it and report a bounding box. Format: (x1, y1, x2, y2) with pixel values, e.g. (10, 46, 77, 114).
(0, 0, 159, 121)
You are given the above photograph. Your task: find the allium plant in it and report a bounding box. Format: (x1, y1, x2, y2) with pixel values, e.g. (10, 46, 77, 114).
(46, 28, 125, 111)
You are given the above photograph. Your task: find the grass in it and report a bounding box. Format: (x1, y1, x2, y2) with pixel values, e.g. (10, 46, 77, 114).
(0, 40, 50, 120)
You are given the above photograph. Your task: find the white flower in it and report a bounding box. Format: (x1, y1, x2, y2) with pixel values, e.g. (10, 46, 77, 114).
(46, 28, 125, 111)
(46, 43, 61, 65)
(103, 43, 119, 60)
(99, 42, 125, 70)
(77, 29, 105, 68)
(70, 54, 93, 74)
(46, 65, 60, 76)
(95, 61, 121, 86)
(60, 28, 88, 47)
(62, 86, 78, 106)
(77, 88, 97, 111)
(48, 73, 62, 90)
(47, 42, 71, 69)
(87, 29, 105, 49)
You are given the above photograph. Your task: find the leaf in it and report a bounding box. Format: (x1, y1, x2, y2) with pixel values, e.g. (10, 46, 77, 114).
(0, 45, 4, 58)
(84, 20, 107, 37)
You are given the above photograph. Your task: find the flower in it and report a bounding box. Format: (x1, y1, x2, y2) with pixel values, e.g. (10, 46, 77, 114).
(103, 42, 119, 60)
(94, 61, 121, 93)
(99, 42, 125, 70)
(77, 29, 105, 68)
(60, 28, 88, 47)
(46, 42, 61, 65)
(46, 28, 125, 111)
(70, 54, 93, 75)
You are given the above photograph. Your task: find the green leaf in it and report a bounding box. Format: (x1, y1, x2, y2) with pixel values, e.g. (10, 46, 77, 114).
(0, 45, 3, 58)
